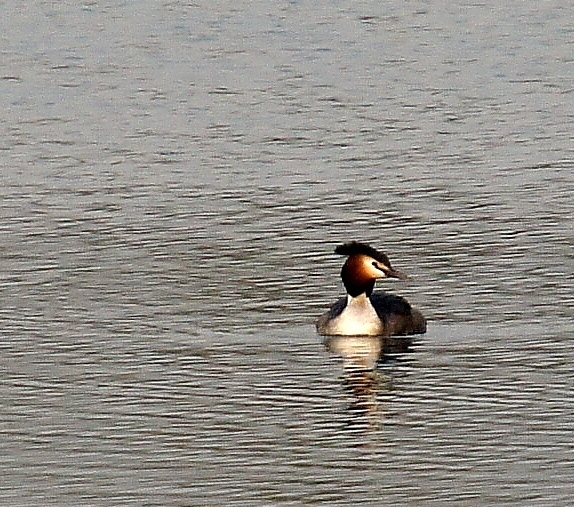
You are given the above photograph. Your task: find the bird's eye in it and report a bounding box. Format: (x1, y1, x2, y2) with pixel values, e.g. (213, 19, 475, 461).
(372, 261, 388, 274)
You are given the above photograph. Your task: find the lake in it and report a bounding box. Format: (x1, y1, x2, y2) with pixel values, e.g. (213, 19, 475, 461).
(1, 1, 573, 506)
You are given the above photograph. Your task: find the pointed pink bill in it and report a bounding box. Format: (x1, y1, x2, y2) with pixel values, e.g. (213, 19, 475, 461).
(384, 266, 409, 280)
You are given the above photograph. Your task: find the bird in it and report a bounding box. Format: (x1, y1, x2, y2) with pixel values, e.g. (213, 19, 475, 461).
(316, 241, 426, 336)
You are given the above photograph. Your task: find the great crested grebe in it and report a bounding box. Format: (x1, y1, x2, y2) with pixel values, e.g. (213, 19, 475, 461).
(316, 241, 426, 336)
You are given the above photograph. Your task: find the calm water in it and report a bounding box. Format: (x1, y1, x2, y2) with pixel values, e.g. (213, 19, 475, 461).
(1, 1, 573, 506)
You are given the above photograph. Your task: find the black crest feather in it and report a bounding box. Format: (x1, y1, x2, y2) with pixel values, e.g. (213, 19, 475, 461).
(334, 241, 392, 266)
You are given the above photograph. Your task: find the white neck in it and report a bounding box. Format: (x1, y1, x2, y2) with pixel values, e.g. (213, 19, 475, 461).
(328, 294, 384, 336)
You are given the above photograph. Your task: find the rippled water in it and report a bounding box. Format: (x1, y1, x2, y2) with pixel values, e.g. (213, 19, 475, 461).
(1, 1, 573, 506)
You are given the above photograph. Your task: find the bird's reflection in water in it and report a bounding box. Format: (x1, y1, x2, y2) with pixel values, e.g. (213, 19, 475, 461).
(324, 335, 415, 432)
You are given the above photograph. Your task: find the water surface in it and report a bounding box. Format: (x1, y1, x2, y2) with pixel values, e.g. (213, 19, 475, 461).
(1, 1, 573, 506)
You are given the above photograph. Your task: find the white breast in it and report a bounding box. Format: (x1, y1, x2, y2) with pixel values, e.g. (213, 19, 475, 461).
(326, 294, 384, 336)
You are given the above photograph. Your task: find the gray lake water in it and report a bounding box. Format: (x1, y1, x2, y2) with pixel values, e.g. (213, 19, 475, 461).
(1, 1, 573, 506)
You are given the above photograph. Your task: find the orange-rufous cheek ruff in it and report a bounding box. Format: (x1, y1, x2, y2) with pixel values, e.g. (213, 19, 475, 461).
(342, 255, 385, 285)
